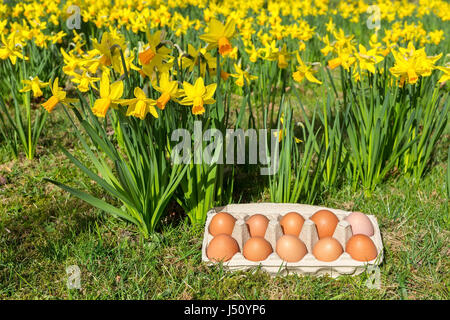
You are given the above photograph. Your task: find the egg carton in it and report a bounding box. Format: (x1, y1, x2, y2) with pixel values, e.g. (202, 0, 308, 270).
(201, 203, 384, 278)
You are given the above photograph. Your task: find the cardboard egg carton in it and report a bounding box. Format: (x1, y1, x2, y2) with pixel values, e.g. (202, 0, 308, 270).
(201, 203, 384, 278)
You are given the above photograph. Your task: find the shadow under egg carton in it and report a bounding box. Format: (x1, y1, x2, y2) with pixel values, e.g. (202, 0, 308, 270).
(201, 203, 384, 278)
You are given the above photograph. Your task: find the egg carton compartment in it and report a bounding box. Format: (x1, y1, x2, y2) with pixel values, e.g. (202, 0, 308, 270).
(201, 203, 384, 278)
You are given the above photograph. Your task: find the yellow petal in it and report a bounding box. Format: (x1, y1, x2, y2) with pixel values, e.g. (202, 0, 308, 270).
(100, 72, 110, 98)
(134, 87, 147, 99)
(110, 81, 124, 100)
(92, 98, 111, 118)
(42, 96, 59, 113)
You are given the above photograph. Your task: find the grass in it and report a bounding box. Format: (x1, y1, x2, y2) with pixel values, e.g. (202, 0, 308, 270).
(0, 108, 449, 300)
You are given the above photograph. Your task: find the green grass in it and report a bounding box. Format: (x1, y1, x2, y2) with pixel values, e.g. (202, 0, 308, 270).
(0, 109, 449, 300)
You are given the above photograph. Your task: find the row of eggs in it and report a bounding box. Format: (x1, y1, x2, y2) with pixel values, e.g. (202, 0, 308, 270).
(206, 210, 379, 263)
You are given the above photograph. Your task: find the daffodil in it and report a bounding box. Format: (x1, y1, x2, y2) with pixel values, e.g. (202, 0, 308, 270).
(139, 30, 172, 77)
(266, 43, 292, 69)
(437, 64, 450, 83)
(179, 78, 216, 115)
(92, 31, 126, 73)
(71, 71, 100, 93)
(181, 44, 216, 77)
(0, 33, 28, 65)
(91, 71, 124, 117)
(120, 87, 158, 120)
(326, 18, 335, 33)
(356, 44, 383, 74)
(390, 42, 442, 85)
(153, 72, 183, 110)
(229, 63, 258, 87)
(320, 35, 334, 57)
(292, 54, 322, 85)
(41, 78, 77, 113)
(199, 18, 236, 55)
(20, 76, 49, 97)
(245, 45, 261, 63)
(328, 48, 356, 71)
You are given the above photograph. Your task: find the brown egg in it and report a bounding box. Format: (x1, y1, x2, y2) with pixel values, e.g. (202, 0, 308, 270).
(209, 212, 236, 236)
(310, 209, 339, 239)
(246, 214, 269, 237)
(312, 237, 343, 262)
(345, 234, 378, 262)
(280, 212, 305, 237)
(243, 237, 273, 261)
(276, 235, 308, 262)
(207, 234, 240, 262)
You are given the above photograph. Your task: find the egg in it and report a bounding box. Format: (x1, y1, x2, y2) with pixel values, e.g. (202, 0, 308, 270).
(310, 209, 339, 239)
(209, 212, 236, 236)
(276, 235, 308, 262)
(243, 237, 273, 261)
(280, 212, 305, 237)
(312, 237, 343, 262)
(344, 212, 374, 236)
(207, 234, 240, 262)
(345, 234, 378, 261)
(246, 214, 269, 237)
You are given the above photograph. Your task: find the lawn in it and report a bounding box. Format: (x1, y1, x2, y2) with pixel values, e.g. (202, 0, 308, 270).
(1, 111, 448, 299)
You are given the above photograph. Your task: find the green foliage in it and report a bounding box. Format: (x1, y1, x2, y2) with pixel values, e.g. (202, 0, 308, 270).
(45, 94, 188, 238)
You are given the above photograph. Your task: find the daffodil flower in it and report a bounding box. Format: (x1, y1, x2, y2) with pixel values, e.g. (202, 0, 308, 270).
(199, 18, 236, 55)
(120, 87, 158, 120)
(181, 44, 216, 76)
(229, 63, 258, 87)
(328, 48, 356, 71)
(91, 71, 124, 118)
(139, 31, 172, 76)
(179, 78, 216, 115)
(437, 64, 450, 83)
(292, 54, 322, 85)
(356, 44, 383, 74)
(153, 72, 183, 110)
(71, 71, 100, 93)
(0, 33, 28, 65)
(41, 78, 77, 113)
(20, 76, 49, 97)
(264, 42, 293, 69)
(245, 45, 261, 63)
(389, 42, 442, 86)
(92, 31, 127, 74)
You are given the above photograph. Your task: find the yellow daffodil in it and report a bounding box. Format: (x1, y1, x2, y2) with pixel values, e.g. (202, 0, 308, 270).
(292, 54, 322, 85)
(20, 76, 48, 97)
(92, 31, 126, 73)
(71, 71, 100, 93)
(266, 43, 292, 69)
(390, 42, 442, 86)
(0, 33, 28, 65)
(320, 35, 334, 57)
(181, 44, 216, 77)
(120, 87, 158, 120)
(437, 64, 450, 83)
(153, 72, 183, 110)
(245, 45, 261, 63)
(42, 78, 77, 113)
(199, 18, 236, 56)
(328, 48, 356, 71)
(356, 44, 383, 74)
(139, 30, 172, 77)
(179, 78, 216, 115)
(229, 63, 258, 87)
(91, 71, 124, 117)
